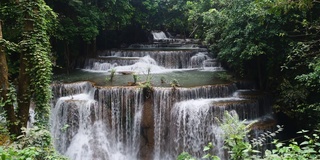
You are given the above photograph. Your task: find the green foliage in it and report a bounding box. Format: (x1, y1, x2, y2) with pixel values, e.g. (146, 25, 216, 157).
(52, 0, 134, 42)
(60, 124, 69, 132)
(0, 84, 17, 108)
(139, 77, 153, 92)
(138, 68, 153, 99)
(267, 0, 320, 128)
(201, 142, 220, 160)
(218, 111, 260, 160)
(185, 0, 320, 128)
(106, 68, 116, 82)
(170, 79, 180, 88)
(264, 130, 320, 160)
(176, 143, 220, 160)
(0, 127, 67, 160)
(295, 58, 320, 90)
(176, 152, 196, 160)
(133, 73, 139, 84)
(0, 112, 9, 137)
(1, 0, 57, 130)
(160, 76, 166, 84)
(216, 72, 233, 82)
(18, 0, 57, 125)
(178, 111, 320, 160)
(131, 0, 189, 33)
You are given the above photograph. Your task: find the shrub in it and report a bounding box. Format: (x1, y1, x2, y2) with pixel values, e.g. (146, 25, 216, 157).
(0, 127, 67, 160)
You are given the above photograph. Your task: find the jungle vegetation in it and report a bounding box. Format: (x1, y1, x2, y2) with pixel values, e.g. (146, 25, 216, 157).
(0, 0, 319, 159)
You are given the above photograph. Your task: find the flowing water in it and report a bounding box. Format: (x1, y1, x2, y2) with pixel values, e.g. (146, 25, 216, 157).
(51, 33, 275, 160)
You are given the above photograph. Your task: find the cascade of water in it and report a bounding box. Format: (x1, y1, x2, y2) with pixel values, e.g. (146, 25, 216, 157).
(202, 59, 225, 71)
(173, 84, 238, 101)
(51, 93, 95, 155)
(92, 62, 114, 71)
(84, 49, 227, 72)
(203, 59, 218, 67)
(80, 47, 226, 72)
(52, 34, 275, 160)
(113, 55, 165, 74)
(95, 87, 144, 160)
(85, 60, 116, 71)
(151, 31, 169, 40)
(128, 43, 199, 49)
(151, 86, 272, 159)
(101, 50, 200, 69)
(84, 57, 140, 71)
(152, 85, 235, 160)
(167, 99, 226, 159)
(51, 83, 144, 160)
(153, 88, 173, 160)
(139, 55, 157, 65)
(51, 81, 94, 102)
(189, 52, 211, 68)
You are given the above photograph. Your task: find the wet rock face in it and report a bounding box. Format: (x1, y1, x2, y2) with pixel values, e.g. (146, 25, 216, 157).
(53, 100, 80, 153)
(140, 97, 155, 160)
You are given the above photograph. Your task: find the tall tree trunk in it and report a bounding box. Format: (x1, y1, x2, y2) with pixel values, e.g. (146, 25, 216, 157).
(16, 8, 34, 134)
(16, 53, 31, 133)
(0, 20, 19, 135)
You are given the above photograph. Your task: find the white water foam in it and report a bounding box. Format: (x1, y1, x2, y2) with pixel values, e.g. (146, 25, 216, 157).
(189, 52, 210, 68)
(152, 31, 169, 40)
(51, 86, 144, 160)
(113, 55, 165, 74)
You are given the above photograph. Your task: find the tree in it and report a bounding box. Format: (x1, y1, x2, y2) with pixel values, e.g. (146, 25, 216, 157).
(268, 0, 320, 129)
(185, 0, 320, 129)
(46, 0, 134, 73)
(0, 18, 19, 135)
(187, 0, 287, 90)
(0, 0, 57, 136)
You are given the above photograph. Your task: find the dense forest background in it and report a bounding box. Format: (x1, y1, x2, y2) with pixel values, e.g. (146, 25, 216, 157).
(0, 0, 320, 159)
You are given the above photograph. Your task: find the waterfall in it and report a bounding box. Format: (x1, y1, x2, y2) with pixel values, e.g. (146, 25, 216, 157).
(168, 99, 226, 159)
(52, 34, 275, 160)
(89, 50, 225, 71)
(99, 50, 201, 69)
(113, 55, 165, 74)
(189, 52, 210, 68)
(51, 83, 273, 160)
(84, 57, 140, 71)
(151, 87, 266, 160)
(128, 43, 199, 49)
(51, 83, 144, 160)
(152, 31, 169, 40)
(51, 81, 94, 103)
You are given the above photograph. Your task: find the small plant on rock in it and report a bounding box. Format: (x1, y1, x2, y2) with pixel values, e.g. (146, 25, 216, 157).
(106, 68, 116, 82)
(133, 73, 139, 84)
(160, 76, 166, 84)
(170, 79, 180, 88)
(139, 68, 153, 99)
(216, 72, 233, 81)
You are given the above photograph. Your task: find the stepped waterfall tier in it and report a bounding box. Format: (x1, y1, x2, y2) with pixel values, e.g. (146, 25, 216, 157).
(51, 34, 275, 160)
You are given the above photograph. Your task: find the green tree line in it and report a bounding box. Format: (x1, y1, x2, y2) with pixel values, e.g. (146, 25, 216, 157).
(185, 0, 320, 130)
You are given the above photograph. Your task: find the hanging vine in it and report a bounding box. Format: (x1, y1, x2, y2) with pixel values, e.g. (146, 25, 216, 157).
(17, 0, 57, 125)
